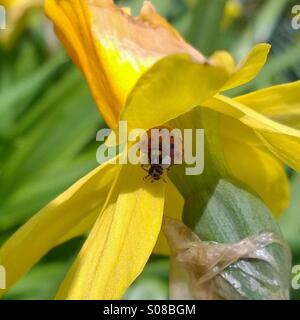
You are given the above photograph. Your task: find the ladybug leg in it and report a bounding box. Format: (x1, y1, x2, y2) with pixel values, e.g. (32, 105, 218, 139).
(143, 174, 151, 181)
(141, 164, 149, 173)
(166, 164, 174, 171)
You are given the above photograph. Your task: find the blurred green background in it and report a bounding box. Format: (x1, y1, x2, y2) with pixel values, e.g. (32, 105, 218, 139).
(0, 0, 299, 299)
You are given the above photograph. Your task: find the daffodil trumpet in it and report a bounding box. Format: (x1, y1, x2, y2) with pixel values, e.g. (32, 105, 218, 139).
(0, 0, 298, 299)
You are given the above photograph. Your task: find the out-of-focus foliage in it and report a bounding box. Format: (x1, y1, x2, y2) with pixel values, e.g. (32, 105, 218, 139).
(0, 0, 299, 299)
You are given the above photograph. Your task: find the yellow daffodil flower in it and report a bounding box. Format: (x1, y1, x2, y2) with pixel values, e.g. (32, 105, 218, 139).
(0, 0, 43, 46)
(0, 0, 299, 300)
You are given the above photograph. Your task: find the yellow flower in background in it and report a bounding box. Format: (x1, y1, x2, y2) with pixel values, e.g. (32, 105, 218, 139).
(0, 0, 43, 46)
(222, 0, 242, 29)
(0, 0, 299, 300)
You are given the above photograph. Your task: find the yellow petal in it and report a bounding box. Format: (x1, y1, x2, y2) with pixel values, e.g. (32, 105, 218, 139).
(0, 159, 119, 296)
(235, 80, 300, 129)
(121, 54, 230, 132)
(56, 164, 166, 300)
(221, 43, 271, 91)
(219, 110, 263, 146)
(203, 94, 300, 172)
(153, 179, 184, 256)
(210, 50, 236, 74)
(220, 115, 290, 215)
(45, 0, 205, 128)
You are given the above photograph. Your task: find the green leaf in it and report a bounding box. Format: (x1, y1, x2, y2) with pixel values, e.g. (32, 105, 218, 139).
(233, 0, 287, 59)
(169, 108, 291, 300)
(0, 51, 66, 134)
(192, 179, 290, 299)
(187, 0, 227, 55)
(3, 262, 69, 300)
(256, 41, 300, 87)
(0, 150, 98, 230)
(0, 68, 103, 228)
(125, 259, 169, 300)
(119, 0, 183, 17)
(125, 277, 168, 300)
(279, 174, 300, 259)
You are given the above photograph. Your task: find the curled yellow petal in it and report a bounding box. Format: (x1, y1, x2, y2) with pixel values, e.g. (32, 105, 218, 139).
(56, 164, 166, 300)
(221, 115, 290, 215)
(204, 94, 300, 172)
(0, 159, 119, 296)
(221, 43, 271, 91)
(235, 80, 300, 129)
(45, 0, 205, 128)
(121, 54, 230, 132)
